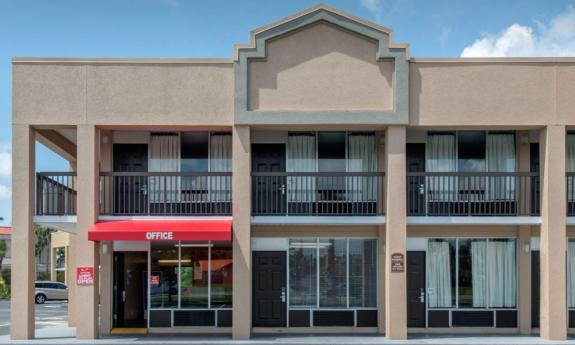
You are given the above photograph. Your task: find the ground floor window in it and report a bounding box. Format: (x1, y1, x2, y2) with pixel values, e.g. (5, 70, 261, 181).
(427, 238, 516, 309)
(289, 238, 377, 309)
(150, 241, 232, 309)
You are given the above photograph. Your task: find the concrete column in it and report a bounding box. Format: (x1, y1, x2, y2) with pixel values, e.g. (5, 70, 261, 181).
(75, 124, 100, 339)
(518, 225, 532, 334)
(232, 126, 251, 339)
(10, 124, 35, 340)
(539, 125, 567, 340)
(384, 126, 407, 340)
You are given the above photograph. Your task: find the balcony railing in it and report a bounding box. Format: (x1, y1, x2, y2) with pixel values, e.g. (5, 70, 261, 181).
(251, 172, 385, 216)
(100, 172, 232, 216)
(568, 173, 575, 216)
(36, 172, 77, 216)
(407, 172, 540, 216)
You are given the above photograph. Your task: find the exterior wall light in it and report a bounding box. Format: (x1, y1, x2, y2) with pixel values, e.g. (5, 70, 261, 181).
(523, 242, 531, 253)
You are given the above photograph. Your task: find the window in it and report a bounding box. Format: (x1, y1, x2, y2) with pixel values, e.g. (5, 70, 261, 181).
(289, 238, 377, 309)
(210, 242, 233, 308)
(181, 132, 209, 172)
(349, 238, 377, 308)
(289, 238, 317, 307)
(150, 241, 232, 310)
(180, 244, 209, 308)
(427, 238, 516, 309)
(457, 131, 486, 172)
(319, 239, 347, 307)
(318, 132, 346, 172)
(150, 241, 179, 308)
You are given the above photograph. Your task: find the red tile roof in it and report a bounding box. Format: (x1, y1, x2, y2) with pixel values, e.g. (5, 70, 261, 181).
(0, 227, 11, 236)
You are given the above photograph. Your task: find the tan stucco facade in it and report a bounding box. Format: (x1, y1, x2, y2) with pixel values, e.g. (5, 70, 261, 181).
(10, 4, 575, 341)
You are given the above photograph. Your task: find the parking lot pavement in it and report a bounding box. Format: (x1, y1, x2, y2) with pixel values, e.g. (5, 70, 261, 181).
(0, 299, 68, 336)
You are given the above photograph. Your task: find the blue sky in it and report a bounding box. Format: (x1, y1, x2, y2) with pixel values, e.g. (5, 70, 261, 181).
(1, 0, 575, 225)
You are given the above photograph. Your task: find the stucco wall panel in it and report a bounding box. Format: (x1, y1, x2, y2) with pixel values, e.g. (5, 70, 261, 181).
(86, 64, 234, 125)
(410, 63, 555, 126)
(556, 64, 575, 126)
(248, 23, 394, 111)
(13, 64, 86, 125)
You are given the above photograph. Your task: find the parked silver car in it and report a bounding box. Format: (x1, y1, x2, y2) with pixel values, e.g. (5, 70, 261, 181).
(34, 281, 68, 304)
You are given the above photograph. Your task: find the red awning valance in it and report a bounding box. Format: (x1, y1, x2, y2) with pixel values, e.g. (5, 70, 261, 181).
(88, 219, 232, 242)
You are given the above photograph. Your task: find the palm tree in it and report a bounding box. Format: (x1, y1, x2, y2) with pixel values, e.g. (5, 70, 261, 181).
(35, 226, 53, 258)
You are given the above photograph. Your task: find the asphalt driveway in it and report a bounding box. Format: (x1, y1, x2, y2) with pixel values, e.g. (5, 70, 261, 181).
(0, 299, 68, 336)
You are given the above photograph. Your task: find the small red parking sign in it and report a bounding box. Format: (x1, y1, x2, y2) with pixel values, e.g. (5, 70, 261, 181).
(76, 267, 94, 286)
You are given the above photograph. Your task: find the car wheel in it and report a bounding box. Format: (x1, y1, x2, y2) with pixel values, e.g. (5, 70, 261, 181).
(35, 294, 46, 304)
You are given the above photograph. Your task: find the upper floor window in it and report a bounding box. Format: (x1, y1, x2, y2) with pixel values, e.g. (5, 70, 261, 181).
(427, 131, 516, 173)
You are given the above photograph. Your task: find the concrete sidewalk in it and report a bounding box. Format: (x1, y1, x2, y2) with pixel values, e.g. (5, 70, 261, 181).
(1, 327, 575, 345)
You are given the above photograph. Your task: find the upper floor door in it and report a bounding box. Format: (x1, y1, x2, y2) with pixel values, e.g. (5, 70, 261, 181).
(113, 144, 148, 215)
(251, 144, 286, 215)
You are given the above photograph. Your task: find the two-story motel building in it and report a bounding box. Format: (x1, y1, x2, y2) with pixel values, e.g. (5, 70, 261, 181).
(10, 4, 575, 341)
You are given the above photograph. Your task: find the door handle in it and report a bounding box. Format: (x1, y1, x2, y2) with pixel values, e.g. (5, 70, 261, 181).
(280, 287, 286, 303)
(122, 290, 126, 303)
(419, 184, 425, 195)
(141, 184, 148, 195)
(279, 184, 286, 195)
(419, 288, 425, 303)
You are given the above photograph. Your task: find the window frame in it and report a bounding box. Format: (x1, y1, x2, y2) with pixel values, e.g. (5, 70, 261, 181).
(287, 237, 378, 310)
(426, 237, 518, 311)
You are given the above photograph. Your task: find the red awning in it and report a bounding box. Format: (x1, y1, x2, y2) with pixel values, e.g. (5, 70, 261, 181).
(88, 219, 232, 242)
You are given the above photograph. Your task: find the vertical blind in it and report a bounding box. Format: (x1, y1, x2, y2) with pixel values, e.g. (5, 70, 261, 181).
(287, 133, 316, 202)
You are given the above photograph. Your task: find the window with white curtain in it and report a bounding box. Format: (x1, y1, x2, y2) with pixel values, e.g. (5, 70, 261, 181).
(427, 238, 516, 309)
(209, 133, 232, 202)
(149, 133, 181, 202)
(286, 132, 377, 203)
(287, 133, 316, 202)
(426, 133, 456, 201)
(288, 238, 377, 309)
(426, 132, 516, 202)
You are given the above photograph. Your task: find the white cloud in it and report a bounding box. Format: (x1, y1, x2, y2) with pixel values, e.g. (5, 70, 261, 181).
(0, 185, 10, 200)
(0, 145, 10, 177)
(462, 7, 575, 57)
(361, 0, 382, 14)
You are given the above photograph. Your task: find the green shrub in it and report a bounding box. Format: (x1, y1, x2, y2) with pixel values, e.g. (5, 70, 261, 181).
(1, 269, 10, 285)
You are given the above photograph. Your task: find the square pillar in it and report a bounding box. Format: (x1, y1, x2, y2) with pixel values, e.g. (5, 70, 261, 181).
(75, 124, 100, 339)
(10, 124, 35, 340)
(232, 126, 251, 339)
(384, 126, 407, 340)
(539, 125, 567, 340)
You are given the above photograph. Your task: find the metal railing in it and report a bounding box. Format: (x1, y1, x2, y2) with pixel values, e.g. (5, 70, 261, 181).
(36, 172, 77, 216)
(406, 172, 540, 216)
(568, 173, 575, 216)
(251, 172, 385, 216)
(100, 172, 232, 216)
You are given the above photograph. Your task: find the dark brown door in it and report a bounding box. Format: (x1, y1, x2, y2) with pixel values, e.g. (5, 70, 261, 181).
(530, 143, 540, 215)
(113, 252, 148, 328)
(407, 144, 426, 216)
(252, 251, 287, 327)
(251, 144, 287, 215)
(531, 250, 539, 328)
(113, 144, 148, 215)
(407, 251, 426, 328)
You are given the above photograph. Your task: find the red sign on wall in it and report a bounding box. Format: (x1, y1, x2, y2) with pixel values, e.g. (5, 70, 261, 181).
(150, 275, 160, 286)
(391, 253, 405, 273)
(76, 267, 95, 286)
